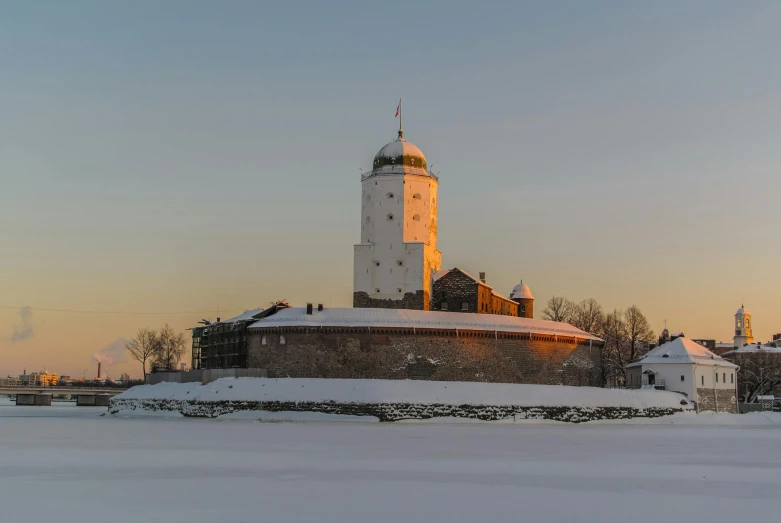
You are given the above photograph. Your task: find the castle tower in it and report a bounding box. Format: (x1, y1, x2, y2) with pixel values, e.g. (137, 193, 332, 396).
(509, 282, 534, 319)
(353, 122, 441, 310)
(733, 304, 755, 347)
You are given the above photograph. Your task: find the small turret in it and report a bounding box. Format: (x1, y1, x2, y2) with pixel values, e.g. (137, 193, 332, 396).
(509, 281, 534, 319)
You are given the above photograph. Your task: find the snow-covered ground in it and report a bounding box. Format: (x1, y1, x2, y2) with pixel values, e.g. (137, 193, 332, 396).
(1, 398, 779, 523)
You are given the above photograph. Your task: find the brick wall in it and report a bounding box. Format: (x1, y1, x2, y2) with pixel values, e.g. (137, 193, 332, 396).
(247, 328, 603, 387)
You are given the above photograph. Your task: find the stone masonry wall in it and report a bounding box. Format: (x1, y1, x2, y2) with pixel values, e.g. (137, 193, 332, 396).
(431, 270, 479, 312)
(247, 329, 603, 387)
(353, 290, 426, 310)
(696, 387, 737, 413)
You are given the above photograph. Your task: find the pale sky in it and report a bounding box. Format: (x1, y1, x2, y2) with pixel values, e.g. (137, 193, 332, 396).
(2, 1, 780, 378)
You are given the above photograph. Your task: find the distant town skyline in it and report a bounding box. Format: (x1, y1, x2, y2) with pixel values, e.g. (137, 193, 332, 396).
(2, 1, 780, 377)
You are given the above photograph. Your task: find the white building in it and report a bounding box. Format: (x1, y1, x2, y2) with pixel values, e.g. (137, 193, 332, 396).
(626, 337, 738, 412)
(353, 126, 441, 310)
(733, 304, 755, 347)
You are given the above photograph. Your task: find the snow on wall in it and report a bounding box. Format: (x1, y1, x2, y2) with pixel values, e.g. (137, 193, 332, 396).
(109, 378, 692, 423)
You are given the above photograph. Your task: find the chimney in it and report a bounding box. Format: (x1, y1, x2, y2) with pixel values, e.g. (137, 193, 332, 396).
(479, 272, 486, 284)
(216, 317, 221, 322)
(306, 303, 313, 315)
(317, 304, 324, 311)
(97, 362, 102, 380)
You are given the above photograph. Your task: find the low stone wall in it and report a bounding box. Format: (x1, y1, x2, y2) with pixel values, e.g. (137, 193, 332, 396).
(248, 329, 603, 387)
(147, 368, 267, 385)
(109, 397, 684, 423)
(696, 388, 737, 413)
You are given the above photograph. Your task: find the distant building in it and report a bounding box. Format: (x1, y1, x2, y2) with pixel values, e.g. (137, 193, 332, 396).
(17, 371, 58, 386)
(626, 337, 738, 413)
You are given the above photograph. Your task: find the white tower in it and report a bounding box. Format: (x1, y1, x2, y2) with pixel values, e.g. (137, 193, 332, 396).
(353, 121, 441, 310)
(733, 304, 755, 347)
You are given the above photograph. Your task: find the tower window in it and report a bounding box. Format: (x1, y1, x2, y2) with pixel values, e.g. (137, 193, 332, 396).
(397, 261, 403, 266)
(397, 288, 402, 293)
(413, 193, 422, 200)
(365, 216, 371, 223)
(375, 261, 380, 266)
(680, 375, 685, 382)
(387, 192, 394, 199)
(702, 376, 704, 386)
(412, 214, 421, 222)
(375, 288, 380, 293)
(387, 214, 394, 221)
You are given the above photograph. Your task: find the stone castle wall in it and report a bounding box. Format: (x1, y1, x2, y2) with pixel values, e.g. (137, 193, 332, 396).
(353, 290, 426, 311)
(247, 328, 603, 387)
(696, 387, 737, 413)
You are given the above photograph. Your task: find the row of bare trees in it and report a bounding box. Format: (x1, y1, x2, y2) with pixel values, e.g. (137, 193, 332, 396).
(125, 325, 188, 382)
(542, 297, 655, 387)
(727, 352, 781, 403)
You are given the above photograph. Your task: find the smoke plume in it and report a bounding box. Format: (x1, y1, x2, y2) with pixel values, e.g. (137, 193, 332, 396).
(10, 306, 35, 342)
(92, 337, 129, 366)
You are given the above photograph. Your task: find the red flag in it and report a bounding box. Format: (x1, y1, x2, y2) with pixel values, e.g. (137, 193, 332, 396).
(395, 102, 400, 118)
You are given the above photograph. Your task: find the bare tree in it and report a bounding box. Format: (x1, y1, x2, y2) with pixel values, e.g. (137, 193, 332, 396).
(727, 352, 781, 403)
(126, 328, 158, 383)
(624, 305, 654, 364)
(153, 324, 187, 372)
(601, 309, 627, 386)
(542, 296, 576, 323)
(571, 298, 605, 337)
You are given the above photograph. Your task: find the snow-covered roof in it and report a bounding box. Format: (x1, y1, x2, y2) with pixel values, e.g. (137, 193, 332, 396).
(722, 343, 781, 355)
(221, 308, 265, 324)
(509, 283, 534, 300)
(627, 337, 737, 368)
(249, 307, 602, 341)
(369, 137, 431, 177)
(433, 269, 450, 281)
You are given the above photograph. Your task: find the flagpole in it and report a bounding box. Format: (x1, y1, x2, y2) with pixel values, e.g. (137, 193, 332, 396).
(399, 98, 402, 138)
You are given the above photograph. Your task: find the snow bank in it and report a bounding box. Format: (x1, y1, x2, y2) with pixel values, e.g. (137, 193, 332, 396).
(110, 378, 692, 423)
(117, 378, 687, 408)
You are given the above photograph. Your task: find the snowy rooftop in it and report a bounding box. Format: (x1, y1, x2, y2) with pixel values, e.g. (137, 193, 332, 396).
(249, 307, 602, 341)
(509, 283, 534, 300)
(722, 343, 781, 355)
(627, 337, 737, 368)
(220, 308, 265, 324)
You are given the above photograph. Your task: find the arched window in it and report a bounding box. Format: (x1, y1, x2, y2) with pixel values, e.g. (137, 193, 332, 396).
(412, 193, 422, 200)
(279, 335, 286, 345)
(412, 214, 420, 222)
(261, 335, 267, 345)
(387, 192, 394, 199)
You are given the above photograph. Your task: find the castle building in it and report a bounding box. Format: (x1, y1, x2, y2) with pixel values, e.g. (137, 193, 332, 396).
(734, 304, 755, 347)
(353, 126, 441, 311)
(431, 269, 532, 318)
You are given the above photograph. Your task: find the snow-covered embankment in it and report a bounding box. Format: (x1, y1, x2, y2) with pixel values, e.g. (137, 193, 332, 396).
(109, 378, 692, 423)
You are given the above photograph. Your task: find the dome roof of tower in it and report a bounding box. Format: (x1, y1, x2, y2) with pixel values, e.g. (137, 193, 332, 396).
(509, 283, 534, 300)
(370, 135, 430, 177)
(736, 306, 750, 315)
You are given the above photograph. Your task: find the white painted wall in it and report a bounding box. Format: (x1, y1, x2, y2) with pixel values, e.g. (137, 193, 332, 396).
(632, 362, 737, 401)
(354, 172, 441, 301)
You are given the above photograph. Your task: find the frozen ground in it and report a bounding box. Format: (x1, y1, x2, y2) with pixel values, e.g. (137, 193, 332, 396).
(1, 398, 780, 523)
